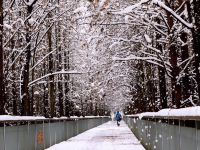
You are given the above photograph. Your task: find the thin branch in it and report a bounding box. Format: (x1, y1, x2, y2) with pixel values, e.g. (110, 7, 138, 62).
(28, 71, 85, 86)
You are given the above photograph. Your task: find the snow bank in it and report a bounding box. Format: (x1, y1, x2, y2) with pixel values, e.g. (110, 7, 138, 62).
(127, 106, 200, 119)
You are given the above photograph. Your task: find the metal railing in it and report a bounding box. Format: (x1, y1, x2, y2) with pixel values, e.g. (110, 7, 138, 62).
(0, 117, 110, 150)
(124, 116, 200, 150)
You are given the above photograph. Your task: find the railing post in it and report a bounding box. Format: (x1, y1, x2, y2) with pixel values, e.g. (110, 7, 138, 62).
(76, 120, 79, 135)
(64, 120, 67, 140)
(161, 120, 163, 150)
(17, 123, 19, 150)
(155, 118, 157, 149)
(178, 119, 181, 150)
(168, 118, 170, 150)
(86, 119, 88, 130)
(27, 121, 30, 150)
(34, 121, 37, 150)
(54, 120, 57, 145)
(196, 120, 198, 150)
(49, 119, 51, 147)
(3, 122, 6, 150)
(43, 120, 45, 149)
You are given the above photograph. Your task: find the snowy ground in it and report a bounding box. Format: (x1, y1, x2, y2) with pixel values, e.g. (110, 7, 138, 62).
(46, 121, 145, 150)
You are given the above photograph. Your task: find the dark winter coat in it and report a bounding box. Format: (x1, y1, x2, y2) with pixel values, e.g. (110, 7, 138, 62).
(115, 111, 122, 121)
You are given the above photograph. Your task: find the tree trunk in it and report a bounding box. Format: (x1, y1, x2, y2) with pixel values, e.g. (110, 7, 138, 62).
(169, 45, 181, 108)
(155, 18, 168, 109)
(43, 62, 48, 117)
(180, 32, 190, 101)
(135, 61, 146, 113)
(64, 76, 70, 117)
(48, 21, 55, 118)
(0, 0, 4, 115)
(11, 40, 18, 115)
(175, 0, 190, 104)
(55, 7, 64, 116)
(158, 65, 167, 108)
(58, 50, 64, 117)
(64, 43, 70, 117)
(30, 53, 36, 116)
(21, 1, 37, 116)
(192, 0, 200, 104)
(166, 0, 182, 108)
(146, 63, 156, 111)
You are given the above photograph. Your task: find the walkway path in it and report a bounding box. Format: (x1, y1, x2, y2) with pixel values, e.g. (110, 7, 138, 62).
(46, 121, 145, 150)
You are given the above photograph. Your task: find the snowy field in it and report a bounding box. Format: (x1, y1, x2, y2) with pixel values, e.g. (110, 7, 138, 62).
(46, 121, 145, 150)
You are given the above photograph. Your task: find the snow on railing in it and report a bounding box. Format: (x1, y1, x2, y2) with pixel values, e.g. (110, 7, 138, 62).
(0, 115, 109, 122)
(126, 106, 200, 120)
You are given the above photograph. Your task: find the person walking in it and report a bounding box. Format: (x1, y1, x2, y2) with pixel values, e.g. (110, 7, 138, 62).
(115, 111, 122, 126)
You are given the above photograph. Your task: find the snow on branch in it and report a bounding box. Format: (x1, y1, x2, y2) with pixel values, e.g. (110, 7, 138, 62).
(28, 71, 85, 86)
(9, 43, 31, 70)
(113, 55, 162, 65)
(152, 0, 193, 29)
(143, 17, 167, 36)
(74, 6, 88, 13)
(30, 48, 57, 72)
(177, 55, 195, 82)
(113, 0, 149, 14)
(113, 54, 172, 74)
(144, 45, 162, 54)
(113, 0, 193, 29)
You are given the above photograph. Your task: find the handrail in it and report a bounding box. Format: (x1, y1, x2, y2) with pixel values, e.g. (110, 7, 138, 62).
(0, 116, 109, 125)
(0, 117, 110, 150)
(126, 115, 200, 121)
(125, 115, 200, 150)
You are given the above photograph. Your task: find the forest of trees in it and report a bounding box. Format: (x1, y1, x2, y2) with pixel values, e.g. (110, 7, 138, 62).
(0, 0, 200, 117)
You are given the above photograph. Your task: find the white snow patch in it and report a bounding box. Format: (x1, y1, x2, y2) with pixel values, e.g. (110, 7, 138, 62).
(144, 34, 152, 43)
(125, 15, 130, 23)
(17, 18, 25, 26)
(34, 91, 40, 95)
(74, 6, 88, 13)
(4, 24, 12, 29)
(28, 18, 36, 25)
